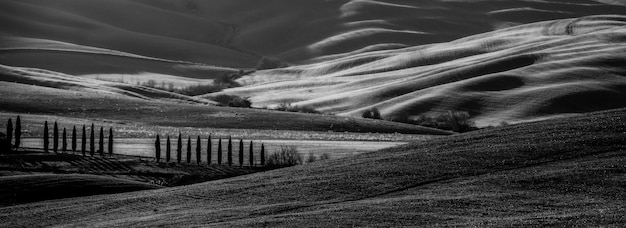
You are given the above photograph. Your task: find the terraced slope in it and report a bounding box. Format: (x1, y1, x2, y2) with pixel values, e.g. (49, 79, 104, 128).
(226, 15, 626, 126)
(1, 108, 624, 227)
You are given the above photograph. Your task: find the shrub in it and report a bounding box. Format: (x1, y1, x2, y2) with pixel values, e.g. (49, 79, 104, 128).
(256, 56, 289, 70)
(266, 145, 302, 168)
(362, 108, 382, 119)
(305, 152, 317, 164)
(212, 94, 252, 108)
(319, 153, 331, 161)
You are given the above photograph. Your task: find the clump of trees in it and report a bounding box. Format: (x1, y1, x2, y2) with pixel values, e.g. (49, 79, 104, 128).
(211, 94, 252, 108)
(362, 108, 382, 119)
(255, 56, 289, 70)
(266, 145, 302, 168)
(274, 103, 320, 114)
(392, 111, 476, 133)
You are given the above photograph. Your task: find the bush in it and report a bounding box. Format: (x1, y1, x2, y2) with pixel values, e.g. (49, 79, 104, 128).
(178, 84, 225, 96)
(211, 95, 252, 108)
(266, 145, 302, 168)
(256, 56, 289, 70)
(362, 108, 382, 119)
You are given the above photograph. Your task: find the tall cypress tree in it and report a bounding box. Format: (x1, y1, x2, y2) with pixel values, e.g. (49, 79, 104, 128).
(14, 116, 21, 150)
(186, 136, 192, 164)
(261, 144, 265, 166)
(166, 135, 171, 163)
(227, 137, 232, 166)
(206, 135, 212, 165)
(108, 127, 113, 157)
(155, 135, 161, 163)
(72, 126, 77, 153)
(81, 125, 86, 156)
(249, 141, 254, 167)
(89, 123, 95, 156)
(196, 136, 201, 165)
(217, 138, 222, 165)
(239, 139, 244, 166)
(43, 121, 49, 153)
(6, 119, 12, 149)
(99, 127, 104, 156)
(62, 128, 67, 152)
(176, 133, 182, 163)
(53, 122, 58, 153)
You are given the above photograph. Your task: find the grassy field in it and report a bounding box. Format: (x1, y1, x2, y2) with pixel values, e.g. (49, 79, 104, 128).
(1, 108, 623, 227)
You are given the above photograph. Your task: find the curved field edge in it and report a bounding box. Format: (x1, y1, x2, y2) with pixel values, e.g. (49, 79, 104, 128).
(1, 108, 624, 227)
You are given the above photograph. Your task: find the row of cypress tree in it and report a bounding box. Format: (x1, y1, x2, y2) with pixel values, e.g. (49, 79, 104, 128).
(42, 121, 114, 157)
(4, 116, 22, 151)
(155, 134, 265, 166)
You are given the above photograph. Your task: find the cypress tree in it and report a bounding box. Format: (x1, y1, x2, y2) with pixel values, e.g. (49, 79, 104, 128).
(108, 127, 113, 157)
(186, 136, 191, 164)
(6, 119, 12, 148)
(249, 141, 254, 167)
(196, 136, 201, 165)
(72, 126, 77, 152)
(155, 135, 161, 163)
(166, 135, 171, 163)
(53, 122, 58, 153)
(177, 133, 182, 163)
(62, 128, 67, 152)
(14, 116, 21, 150)
(261, 143, 265, 166)
(81, 125, 86, 156)
(217, 138, 222, 165)
(43, 121, 49, 153)
(206, 135, 212, 165)
(90, 123, 95, 156)
(227, 137, 232, 166)
(99, 127, 104, 156)
(239, 139, 244, 167)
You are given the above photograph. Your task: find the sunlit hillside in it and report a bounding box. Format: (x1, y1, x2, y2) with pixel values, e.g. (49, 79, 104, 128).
(223, 15, 626, 126)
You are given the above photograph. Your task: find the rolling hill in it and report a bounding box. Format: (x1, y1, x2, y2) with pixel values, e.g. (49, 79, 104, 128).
(1, 0, 625, 126)
(224, 15, 626, 126)
(0, 107, 624, 227)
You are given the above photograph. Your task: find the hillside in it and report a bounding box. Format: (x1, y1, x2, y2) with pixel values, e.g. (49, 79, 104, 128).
(225, 15, 626, 126)
(2, 0, 625, 71)
(0, 64, 451, 135)
(1, 108, 624, 227)
(0, 174, 161, 207)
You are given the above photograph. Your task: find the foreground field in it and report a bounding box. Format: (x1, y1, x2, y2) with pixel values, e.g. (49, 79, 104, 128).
(2, 108, 624, 227)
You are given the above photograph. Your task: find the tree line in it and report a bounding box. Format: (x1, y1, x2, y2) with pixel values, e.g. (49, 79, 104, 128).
(155, 134, 266, 167)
